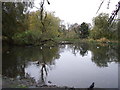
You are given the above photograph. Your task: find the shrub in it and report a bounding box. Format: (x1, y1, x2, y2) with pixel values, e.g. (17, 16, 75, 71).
(96, 37, 110, 43)
(12, 30, 42, 45)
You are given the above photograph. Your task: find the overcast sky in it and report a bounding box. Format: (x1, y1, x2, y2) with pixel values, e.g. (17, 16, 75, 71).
(33, 0, 119, 25)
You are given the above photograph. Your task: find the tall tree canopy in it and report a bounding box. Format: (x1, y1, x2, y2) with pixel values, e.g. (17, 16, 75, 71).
(90, 13, 119, 40)
(2, 2, 34, 41)
(28, 11, 61, 39)
(90, 13, 109, 39)
(78, 22, 89, 38)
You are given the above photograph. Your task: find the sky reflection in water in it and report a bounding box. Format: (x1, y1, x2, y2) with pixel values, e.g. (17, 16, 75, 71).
(2, 43, 118, 88)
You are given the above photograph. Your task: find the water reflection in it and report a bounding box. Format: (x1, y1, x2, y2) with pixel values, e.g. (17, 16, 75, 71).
(2, 46, 59, 81)
(67, 42, 118, 67)
(2, 43, 118, 88)
(90, 44, 118, 67)
(67, 42, 89, 56)
(25, 61, 48, 85)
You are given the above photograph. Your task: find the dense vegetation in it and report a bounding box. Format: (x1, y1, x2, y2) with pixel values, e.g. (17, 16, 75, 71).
(90, 13, 119, 40)
(12, 11, 61, 45)
(2, 2, 119, 46)
(2, 2, 34, 43)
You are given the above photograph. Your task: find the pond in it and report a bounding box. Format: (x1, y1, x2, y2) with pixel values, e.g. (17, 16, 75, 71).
(2, 42, 119, 88)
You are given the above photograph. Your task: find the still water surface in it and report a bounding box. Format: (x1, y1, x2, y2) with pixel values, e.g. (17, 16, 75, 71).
(2, 43, 118, 88)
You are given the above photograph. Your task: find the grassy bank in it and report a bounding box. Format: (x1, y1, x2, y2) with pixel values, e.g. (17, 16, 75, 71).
(3, 35, 119, 46)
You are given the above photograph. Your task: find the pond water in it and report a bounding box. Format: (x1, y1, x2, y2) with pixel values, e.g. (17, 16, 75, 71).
(2, 42, 119, 88)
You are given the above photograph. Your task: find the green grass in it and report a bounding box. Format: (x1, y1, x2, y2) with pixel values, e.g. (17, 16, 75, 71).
(9, 84, 28, 88)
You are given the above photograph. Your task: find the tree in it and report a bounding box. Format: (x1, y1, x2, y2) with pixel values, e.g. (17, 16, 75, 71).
(12, 11, 61, 45)
(90, 13, 119, 40)
(2, 2, 34, 42)
(78, 22, 89, 38)
(28, 11, 61, 39)
(28, 11, 42, 31)
(70, 22, 89, 39)
(90, 13, 109, 39)
(43, 12, 61, 39)
(117, 20, 120, 40)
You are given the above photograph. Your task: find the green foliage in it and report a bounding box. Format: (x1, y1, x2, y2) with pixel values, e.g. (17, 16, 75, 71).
(28, 11, 42, 31)
(94, 13, 109, 29)
(117, 20, 120, 40)
(90, 13, 109, 39)
(12, 30, 42, 45)
(2, 2, 34, 40)
(64, 22, 89, 39)
(89, 13, 119, 40)
(78, 22, 89, 38)
(28, 11, 61, 40)
(3, 2, 118, 45)
(12, 11, 61, 45)
(44, 12, 60, 38)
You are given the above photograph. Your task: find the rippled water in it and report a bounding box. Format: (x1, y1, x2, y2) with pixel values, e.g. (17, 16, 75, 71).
(2, 42, 119, 88)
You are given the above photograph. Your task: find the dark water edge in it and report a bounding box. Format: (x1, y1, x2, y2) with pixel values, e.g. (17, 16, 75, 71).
(2, 42, 119, 88)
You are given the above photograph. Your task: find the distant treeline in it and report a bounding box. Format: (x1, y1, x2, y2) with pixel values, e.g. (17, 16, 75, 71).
(2, 2, 119, 45)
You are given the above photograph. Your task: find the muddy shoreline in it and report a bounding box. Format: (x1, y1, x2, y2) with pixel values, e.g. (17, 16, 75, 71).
(1, 76, 118, 90)
(2, 76, 73, 88)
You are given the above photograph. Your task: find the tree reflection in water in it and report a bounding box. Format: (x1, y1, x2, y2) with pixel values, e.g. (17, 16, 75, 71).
(69, 42, 89, 56)
(2, 42, 119, 87)
(2, 45, 60, 84)
(90, 44, 118, 67)
(67, 42, 118, 67)
(2, 43, 118, 78)
(40, 63, 48, 84)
